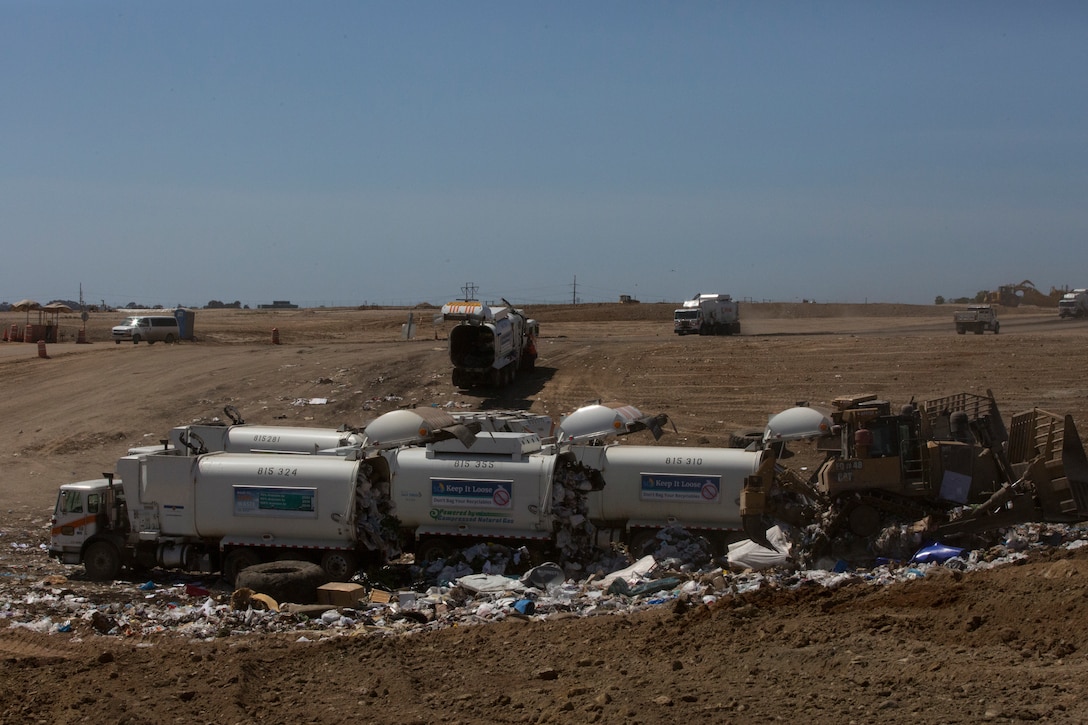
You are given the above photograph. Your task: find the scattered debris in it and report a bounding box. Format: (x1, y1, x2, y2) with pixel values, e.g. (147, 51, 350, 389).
(6, 521, 1087, 640)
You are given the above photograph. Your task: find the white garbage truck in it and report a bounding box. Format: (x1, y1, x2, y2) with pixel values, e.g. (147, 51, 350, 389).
(49, 450, 395, 584)
(441, 298, 539, 387)
(49, 404, 774, 582)
(673, 293, 741, 336)
(1059, 289, 1088, 319)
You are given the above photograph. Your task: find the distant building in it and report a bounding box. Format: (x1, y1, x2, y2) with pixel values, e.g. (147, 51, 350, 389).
(258, 300, 299, 309)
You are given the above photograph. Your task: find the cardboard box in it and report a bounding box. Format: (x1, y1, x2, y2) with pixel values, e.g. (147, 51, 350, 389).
(316, 582, 366, 607)
(368, 588, 393, 604)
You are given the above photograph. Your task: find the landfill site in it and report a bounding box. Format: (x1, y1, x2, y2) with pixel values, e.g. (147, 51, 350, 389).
(3, 300, 1088, 724)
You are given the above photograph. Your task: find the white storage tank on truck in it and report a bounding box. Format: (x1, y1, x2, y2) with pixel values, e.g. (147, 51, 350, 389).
(673, 293, 741, 336)
(569, 443, 769, 554)
(49, 449, 394, 584)
(441, 298, 538, 387)
(360, 407, 603, 562)
(168, 423, 365, 456)
(161, 406, 365, 457)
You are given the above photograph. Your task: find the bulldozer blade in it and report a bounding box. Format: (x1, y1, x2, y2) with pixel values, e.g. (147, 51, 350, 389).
(741, 514, 777, 551)
(1062, 415, 1088, 513)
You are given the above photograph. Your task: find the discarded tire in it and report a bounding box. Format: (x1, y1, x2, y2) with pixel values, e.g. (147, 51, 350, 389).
(234, 560, 329, 605)
(729, 429, 764, 449)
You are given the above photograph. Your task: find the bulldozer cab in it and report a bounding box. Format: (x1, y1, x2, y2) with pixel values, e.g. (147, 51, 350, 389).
(817, 401, 927, 498)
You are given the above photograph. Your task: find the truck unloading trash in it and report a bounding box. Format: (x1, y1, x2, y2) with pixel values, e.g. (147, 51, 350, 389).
(49, 401, 776, 583)
(49, 451, 396, 585)
(673, 293, 741, 335)
(441, 297, 538, 388)
(738, 390, 1088, 561)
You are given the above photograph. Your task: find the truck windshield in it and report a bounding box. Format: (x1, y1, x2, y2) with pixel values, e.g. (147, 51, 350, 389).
(58, 490, 83, 514)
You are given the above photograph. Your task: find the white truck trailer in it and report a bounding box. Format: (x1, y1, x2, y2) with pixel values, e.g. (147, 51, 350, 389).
(673, 293, 741, 336)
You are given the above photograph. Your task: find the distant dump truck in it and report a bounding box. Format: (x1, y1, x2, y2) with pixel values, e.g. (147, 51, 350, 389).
(1059, 289, 1088, 319)
(674, 293, 741, 336)
(953, 304, 1000, 334)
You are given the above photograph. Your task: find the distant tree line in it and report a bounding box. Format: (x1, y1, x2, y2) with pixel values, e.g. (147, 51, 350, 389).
(934, 291, 989, 305)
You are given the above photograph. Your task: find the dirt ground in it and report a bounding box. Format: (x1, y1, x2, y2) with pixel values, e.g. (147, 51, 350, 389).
(3, 301, 1088, 724)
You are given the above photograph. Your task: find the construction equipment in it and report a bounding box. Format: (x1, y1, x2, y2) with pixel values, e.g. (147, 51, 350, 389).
(441, 298, 538, 388)
(673, 293, 741, 336)
(953, 304, 1000, 334)
(740, 390, 1088, 550)
(987, 280, 1061, 308)
(1059, 289, 1088, 319)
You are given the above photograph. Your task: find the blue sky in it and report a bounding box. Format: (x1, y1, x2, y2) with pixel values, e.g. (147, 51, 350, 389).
(2, 2, 1086, 308)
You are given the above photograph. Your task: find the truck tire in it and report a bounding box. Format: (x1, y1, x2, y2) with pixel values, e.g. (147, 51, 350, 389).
(234, 560, 329, 604)
(84, 540, 123, 581)
(956, 325, 965, 334)
(627, 528, 661, 558)
(416, 536, 456, 563)
(320, 550, 358, 581)
(994, 323, 1000, 334)
(222, 548, 263, 586)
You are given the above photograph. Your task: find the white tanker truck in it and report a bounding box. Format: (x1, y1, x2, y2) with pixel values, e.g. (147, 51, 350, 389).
(49, 450, 394, 584)
(50, 404, 772, 583)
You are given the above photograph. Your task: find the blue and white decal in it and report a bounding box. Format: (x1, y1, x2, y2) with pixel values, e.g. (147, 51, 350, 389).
(640, 473, 721, 503)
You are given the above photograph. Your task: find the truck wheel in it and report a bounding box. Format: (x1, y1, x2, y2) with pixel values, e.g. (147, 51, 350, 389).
(320, 550, 358, 581)
(994, 323, 1000, 334)
(234, 560, 329, 605)
(223, 548, 262, 586)
(627, 529, 660, 558)
(956, 325, 965, 334)
(164, 333, 176, 344)
(416, 537, 455, 563)
(131, 335, 141, 344)
(84, 541, 122, 581)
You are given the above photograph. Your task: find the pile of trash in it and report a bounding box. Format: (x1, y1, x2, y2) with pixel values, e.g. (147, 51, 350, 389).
(4, 521, 1088, 641)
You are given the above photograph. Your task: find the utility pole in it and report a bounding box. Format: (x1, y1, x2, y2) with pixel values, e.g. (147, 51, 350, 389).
(461, 282, 478, 300)
(571, 275, 577, 304)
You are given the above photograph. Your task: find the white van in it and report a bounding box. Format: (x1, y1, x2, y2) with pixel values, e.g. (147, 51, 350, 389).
(111, 315, 181, 345)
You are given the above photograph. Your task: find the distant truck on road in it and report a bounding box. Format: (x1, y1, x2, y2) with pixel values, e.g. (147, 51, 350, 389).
(1059, 289, 1088, 319)
(673, 293, 741, 336)
(954, 304, 1000, 334)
